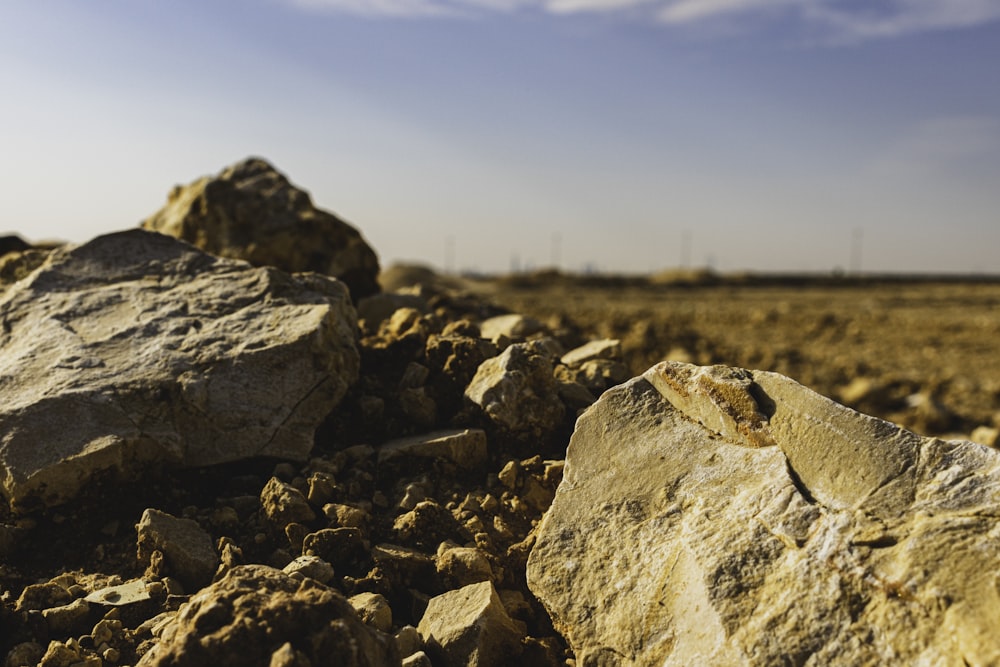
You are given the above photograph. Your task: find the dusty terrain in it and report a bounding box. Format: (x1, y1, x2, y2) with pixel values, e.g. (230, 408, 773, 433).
(482, 273, 1000, 440)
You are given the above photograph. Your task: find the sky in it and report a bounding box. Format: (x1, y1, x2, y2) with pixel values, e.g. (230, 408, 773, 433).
(1, 0, 999, 275)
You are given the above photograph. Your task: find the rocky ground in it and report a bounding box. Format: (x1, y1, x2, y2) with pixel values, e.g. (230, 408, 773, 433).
(3, 158, 999, 667)
(483, 271, 1000, 442)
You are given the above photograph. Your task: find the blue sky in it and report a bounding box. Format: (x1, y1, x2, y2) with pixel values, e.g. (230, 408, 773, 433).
(2, 0, 999, 274)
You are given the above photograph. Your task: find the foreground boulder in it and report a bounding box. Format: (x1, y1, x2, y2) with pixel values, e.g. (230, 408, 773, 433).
(0, 230, 359, 509)
(141, 157, 380, 299)
(137, 565, 400, 666)
(528, 361, 1000, 665)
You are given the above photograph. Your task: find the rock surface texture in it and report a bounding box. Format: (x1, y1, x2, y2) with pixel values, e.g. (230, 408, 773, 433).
(142, 157, 381, 299)
(136, 564, 400, 667)
(527, 360, 1000, 666)
(0, 230, 359, 508)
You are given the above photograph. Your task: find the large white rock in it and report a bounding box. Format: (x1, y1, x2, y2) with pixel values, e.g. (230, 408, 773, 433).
(527, 361, 1000, 666)
(0, 230, 359, 509)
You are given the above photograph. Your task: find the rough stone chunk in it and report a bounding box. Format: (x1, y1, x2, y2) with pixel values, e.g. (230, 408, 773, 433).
(417, 581, 523, 667)
(260, 477, 316, 530)
(136, 564, 399, 667)
(349, 592, 394, 633)
(464, 341, 565, 439)
(0, 229, 359, 509)
(528, 360, 1000, 665)
(560, 338, 621, 367)
(282, 555, 335, 585)
(377, 429, 488, 471)
(478, 314, 545, 344)
(141, 157, 380, 299)
(435, 546, 493, 589)
(137, 509, 219, 591)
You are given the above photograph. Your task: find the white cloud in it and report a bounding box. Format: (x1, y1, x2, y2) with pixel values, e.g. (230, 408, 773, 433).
(282, 0, 1000, 40)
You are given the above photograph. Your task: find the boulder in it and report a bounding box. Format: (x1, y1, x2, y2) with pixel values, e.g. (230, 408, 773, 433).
(0, 229, 359, 509)
(464, 341, 565, 440)
(417, 581, 523, 667)
(141, 157, 380, 299)
(136, 564, 400, 667)
(528, 361, 1000, 665)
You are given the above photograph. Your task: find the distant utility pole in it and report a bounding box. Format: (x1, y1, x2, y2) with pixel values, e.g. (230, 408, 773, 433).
(849, 228, 864, 275)
(680, 230, 692, 269)
(550, 232, 562, 270)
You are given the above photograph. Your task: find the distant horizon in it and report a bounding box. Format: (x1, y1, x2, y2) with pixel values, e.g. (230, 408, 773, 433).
(3, 1, 999, 275)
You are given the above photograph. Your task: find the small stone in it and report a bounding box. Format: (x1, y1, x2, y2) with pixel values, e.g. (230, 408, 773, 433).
(394, 625, 423, 659)
(378, 429, 488, 471)
(260, 477, 316, 529)
(478, 314, 546, 344)
(348, 592, 393, 633)
(971, 425, 1000, 447)
(436, 547, 493, 588)
(417, 581, 524, 667)
(15, 582, 72, 613)
(41, 598, 91, 635)
(560, 339, 622, 367)
(136, 509, 219, 591)
(498, 461, 519, 489)
(401, 652, 433, 667)
(322, 503, 368, 529)
(399, 484, 428, 512)
(301, 528, 364, 564)
(465, 343, 565, 439)
(4, 642, 45, 667)
(282, 555, 336, 585)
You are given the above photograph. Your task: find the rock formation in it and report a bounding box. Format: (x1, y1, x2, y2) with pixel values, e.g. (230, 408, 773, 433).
(141, 157, 380, 299)
(0, 229, 359, 509)
(527, 360, 1000, 665)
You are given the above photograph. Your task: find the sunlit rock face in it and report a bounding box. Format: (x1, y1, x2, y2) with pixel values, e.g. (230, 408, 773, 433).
(528, 360, 1000, 666)
(142, 157, 380, 300)
(0, 229, 359, 509)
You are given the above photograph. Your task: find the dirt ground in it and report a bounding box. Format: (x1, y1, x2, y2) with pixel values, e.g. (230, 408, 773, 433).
(482, 274, 1000, 440)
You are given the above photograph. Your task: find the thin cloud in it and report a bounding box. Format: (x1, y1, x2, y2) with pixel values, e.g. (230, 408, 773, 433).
(283, 0, 1000, 40)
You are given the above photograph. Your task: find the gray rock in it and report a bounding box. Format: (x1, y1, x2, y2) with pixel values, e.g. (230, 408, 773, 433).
(0, 230, 359, 510)
(417, 581, 524, 667)
(137, 509, 219, 591)
(528, 361, 1000, 665)
(464, 342, 565, 439)
(142, 157, 380, 299)
(377, 429, 488, 471)
(137, 564, 400, 667)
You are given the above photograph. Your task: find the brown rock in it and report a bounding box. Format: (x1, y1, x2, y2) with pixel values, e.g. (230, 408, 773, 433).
(142, 157, 380, 299)
(136, 564, 399, 666)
